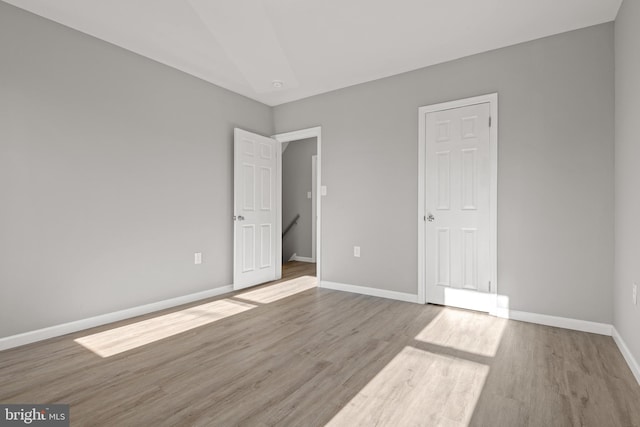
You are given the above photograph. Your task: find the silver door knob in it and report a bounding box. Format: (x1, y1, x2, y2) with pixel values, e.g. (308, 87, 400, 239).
(234, 215, 245, 221)
(427, 213, 435, 222)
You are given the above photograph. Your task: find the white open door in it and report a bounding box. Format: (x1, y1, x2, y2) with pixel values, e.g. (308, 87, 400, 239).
(422, 100, 496, 312)
(233, 128, 279, 290)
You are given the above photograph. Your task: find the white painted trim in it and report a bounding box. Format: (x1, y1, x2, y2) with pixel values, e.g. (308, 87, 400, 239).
(612, 327, 640, 386)
(273, 126, 322, 281)
(320, 281, 419, 304)
(290, 255, 315, 263)
(276, 138, 283, 280)
(417, 93, 498, 308)
(317, 281, 614, 340)
(417, 102, 426, 304)
(495, 309, 612, 336)
(311, 155, 317, 263)
(489, 307, 640, 381)
(287, 253, 314, 263)
(0, 285, 233, 352)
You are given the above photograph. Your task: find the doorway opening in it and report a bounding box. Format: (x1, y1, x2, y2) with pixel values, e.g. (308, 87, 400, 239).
(274, 127, 322, 282)
(280, 137, 317, 277)
(232, 126, 321, 291)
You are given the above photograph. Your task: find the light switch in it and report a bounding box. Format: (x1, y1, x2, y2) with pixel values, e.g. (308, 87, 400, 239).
(321, 186, 327, 196)
(194, 252, 202, 265)
(307, 191, 312, 199)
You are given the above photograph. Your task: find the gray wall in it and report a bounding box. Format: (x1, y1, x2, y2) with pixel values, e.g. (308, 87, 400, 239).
(274, 23, 615, 323)
(0, 0, 618, 340)
(0, 2, 273, 337)
(614, 0, 640, 365)
(282, 138, 317, 261)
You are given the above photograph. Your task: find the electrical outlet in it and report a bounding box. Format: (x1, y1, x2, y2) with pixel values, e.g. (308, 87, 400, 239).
(194, 252, 202, 265)
(354, 246, 360, 257)
(633, 283, 637, 305)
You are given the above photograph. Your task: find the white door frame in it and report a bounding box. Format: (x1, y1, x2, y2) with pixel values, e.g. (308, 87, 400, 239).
(417, 94, 498, 311)
(273, 126, 322, 281)
(312, 155, 317, 262)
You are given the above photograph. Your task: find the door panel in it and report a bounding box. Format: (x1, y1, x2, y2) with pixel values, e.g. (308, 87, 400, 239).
(234, 128, 278, 290)
(436, 228, 450, 286)
(242, 224, 255, 273)
(426, 103, 491, 310)
(260, 224, 272, 268)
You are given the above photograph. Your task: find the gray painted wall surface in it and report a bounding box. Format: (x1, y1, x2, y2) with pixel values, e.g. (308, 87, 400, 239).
(0, 2, 273, 337)
(0, 1, 618, 339)
(614, 0, 640, 366)
(274, 23, 615, 323)
(282, 138, 317, 261)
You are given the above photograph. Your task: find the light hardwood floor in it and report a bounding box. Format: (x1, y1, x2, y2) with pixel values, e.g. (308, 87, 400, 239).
(1, 261, 638, 426)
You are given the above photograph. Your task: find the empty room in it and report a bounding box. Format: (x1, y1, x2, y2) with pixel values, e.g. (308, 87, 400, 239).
(1, 0, 639, 426)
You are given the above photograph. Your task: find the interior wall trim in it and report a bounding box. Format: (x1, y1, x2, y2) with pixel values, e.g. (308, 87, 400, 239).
(0, 285, 233, 352)
(612, 327, 640, 386)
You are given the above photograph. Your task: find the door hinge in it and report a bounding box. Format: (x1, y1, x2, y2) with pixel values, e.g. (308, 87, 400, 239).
(489, 116, 492, 127)
(489, 281, 492, 292)
(424, 215, 426, 221)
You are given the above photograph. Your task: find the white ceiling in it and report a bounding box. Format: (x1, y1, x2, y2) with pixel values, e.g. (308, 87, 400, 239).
(3, 0, 622, 106)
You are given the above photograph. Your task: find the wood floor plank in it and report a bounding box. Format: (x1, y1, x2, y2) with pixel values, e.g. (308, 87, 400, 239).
(1, 261, 639, 426)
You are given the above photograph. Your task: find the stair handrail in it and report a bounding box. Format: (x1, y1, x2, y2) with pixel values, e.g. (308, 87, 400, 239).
(282, 214, 301, 238)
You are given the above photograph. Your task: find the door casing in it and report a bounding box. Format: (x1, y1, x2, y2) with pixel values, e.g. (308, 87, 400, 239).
(273, 127, 322, 282)
(417, 94, 498, 312)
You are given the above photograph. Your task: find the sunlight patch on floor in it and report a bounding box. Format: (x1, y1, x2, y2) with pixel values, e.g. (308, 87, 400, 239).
(234, 275, 317, 304)
(75, 299, 256, 357)
(414, 309, 507, 357)
(326, 346, 489, 427)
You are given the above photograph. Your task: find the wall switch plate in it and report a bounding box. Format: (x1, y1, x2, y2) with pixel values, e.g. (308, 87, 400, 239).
(633, 283, 637, 305)
(321, 186, 327, 196)
(354, 246, 360, 257)
(307, 191, 312, 199)
(194, 252, 202, 265)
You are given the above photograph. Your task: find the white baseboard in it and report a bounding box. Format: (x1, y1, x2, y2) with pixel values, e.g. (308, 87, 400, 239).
(320, 280, 419, 303)
(288, 253, 315, 263)
(0, 285, 233, 352)
(485, 309, 639, 385)
(496, 309, 612, 336)
(612, 327, 640, 386)
(3, 278, 638, 387)
(321, 282, 637, 385)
